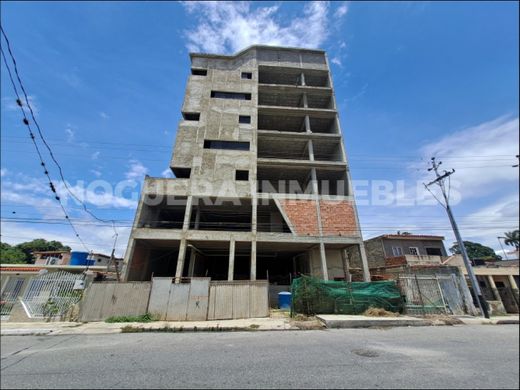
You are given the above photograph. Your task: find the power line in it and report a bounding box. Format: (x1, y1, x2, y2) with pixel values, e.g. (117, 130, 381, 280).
(0, 45, 90, 252)
(1, 26, 119, 250)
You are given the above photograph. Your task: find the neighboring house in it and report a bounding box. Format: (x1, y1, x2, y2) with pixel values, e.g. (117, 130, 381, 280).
(443, 256, 519, 314)
(87, 253, 123, 273)
(364, 233, 448, 269)
(33, 250, 71, 265)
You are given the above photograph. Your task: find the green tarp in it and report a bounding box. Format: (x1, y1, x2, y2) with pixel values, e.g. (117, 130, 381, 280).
(291, 275, 403, 315)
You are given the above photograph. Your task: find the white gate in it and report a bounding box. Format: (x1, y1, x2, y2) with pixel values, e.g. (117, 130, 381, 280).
(21, 271, 84, 319)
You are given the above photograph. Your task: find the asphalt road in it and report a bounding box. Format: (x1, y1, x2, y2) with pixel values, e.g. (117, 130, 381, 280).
(1, 325, 518, 389)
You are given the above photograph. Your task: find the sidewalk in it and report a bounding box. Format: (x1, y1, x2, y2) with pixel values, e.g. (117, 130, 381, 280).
(1, 317, 296, 336)
(1, 314, 518, 336)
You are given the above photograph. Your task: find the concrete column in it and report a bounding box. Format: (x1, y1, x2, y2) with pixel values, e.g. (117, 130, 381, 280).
(228, 238, 235, 281)
(194, 205, 200, 230)
(304, 115, 311, 133)
(508, 274, 518, 290)
(358, 243, 371, 282)
(250, 240, 257, 280)
(187, 250, 196, 277)
(300, 72, 306, 86)
(307, 140, 314, 161)
(174, 239, 187, 283)
(487, 275, 501, 301)
(319, 242, 329, 281)
(182, 196, 193, 231)
(302, 92, 308, 108)
(342, 249, 351, 282)
(507, 275, 519, 306)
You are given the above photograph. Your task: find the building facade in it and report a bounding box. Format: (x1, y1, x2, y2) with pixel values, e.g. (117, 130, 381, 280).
(33, 250, 71, 266)
(123, 45, 370, 284)
(364, 233, 448, 269)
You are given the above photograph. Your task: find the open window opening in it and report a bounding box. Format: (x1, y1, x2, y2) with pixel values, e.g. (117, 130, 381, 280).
(312, 139, 343, 162)
(241, 72, 252, 79)
(259, 91, 304, 108)
(309, 116, 338, 134)
(190, 198, 252, 231)
(182, 112, 200, 121)
(126, 239, 181, 281)
(257, 166, 312, 194)
(235, 170, 249, 181)
(258, 112, 306, 133)
(303, 70, 329, 87)
(258, 136, 309, 160)
(306, 94, 334, 109)
(138, 196, 187, 229)
(257, 242, 312, 289)
(204, 140, 250, 151)
(316, 169, 349, 196)
(239, 115, 251, 124)
(191, 68, 207, 76)
(211, 91, 251, 100)
(172, 167, 191, 178)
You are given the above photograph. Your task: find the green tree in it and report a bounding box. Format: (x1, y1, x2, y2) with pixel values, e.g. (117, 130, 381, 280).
(449, 241, 502, 261)
(0, 242, 28, 264)
(503, 230, 519, 250)
(14, 239, 71, 264)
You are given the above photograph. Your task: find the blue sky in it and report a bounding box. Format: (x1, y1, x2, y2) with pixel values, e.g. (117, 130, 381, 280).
(1, 1, 518, 257)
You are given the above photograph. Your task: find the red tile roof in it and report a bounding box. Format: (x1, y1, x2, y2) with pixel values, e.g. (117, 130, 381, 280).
(381, 234, 444, 241)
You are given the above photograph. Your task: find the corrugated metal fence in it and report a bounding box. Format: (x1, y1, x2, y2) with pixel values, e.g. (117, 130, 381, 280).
(79, 282, 151, 322)
(208, 280, 269, 320)
(78, 278, 269, 322)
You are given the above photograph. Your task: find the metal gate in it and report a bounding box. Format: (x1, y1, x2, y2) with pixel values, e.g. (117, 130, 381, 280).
(20, 271, 85, 319)
(1, 277, 26, 319)
(398, 275, 448, 315)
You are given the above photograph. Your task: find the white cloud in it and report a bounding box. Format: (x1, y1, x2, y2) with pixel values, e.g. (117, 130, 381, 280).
(90, 169, 102, 177)
(0, 168, 7, 177)
(331, 57, 342, 66)
(182, 1, 330, 54)
(450, 195, 519, 255)
(65, 127, 75, 143)
(125, 160, 148, 180)
(418, 115, 519, 199)
(99, 112, 110, 119)
(91, 151, 100, 160)
(334, 3, 348, 18)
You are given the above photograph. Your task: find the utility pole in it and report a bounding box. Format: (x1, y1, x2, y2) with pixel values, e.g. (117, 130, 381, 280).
(424, 157, 489, 318)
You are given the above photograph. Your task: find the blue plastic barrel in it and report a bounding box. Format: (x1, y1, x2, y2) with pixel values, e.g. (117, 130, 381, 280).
(278, 291, 292, 310)
(69, 251, 90, 266)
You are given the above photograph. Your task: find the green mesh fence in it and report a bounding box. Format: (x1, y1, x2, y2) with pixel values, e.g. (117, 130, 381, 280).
(291, 275, 404, 315)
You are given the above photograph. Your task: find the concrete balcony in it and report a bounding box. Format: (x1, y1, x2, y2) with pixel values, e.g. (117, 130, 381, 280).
(385, 255, 445, 267)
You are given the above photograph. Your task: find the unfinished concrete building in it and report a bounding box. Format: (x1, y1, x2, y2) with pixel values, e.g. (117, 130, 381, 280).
(123, 45, 370, 287)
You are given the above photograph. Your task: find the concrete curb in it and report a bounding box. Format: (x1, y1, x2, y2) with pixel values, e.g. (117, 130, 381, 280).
(316, 315, 431, 329)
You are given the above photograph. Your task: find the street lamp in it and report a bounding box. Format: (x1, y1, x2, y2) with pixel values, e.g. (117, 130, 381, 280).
(497, 237, 510, 261)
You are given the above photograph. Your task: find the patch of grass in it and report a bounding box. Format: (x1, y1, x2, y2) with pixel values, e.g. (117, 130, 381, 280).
(363, 307, 400, 317)
(249, 324, 260, 329)
(120, 325, 251, 333)
(105, 313, 156, 323)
